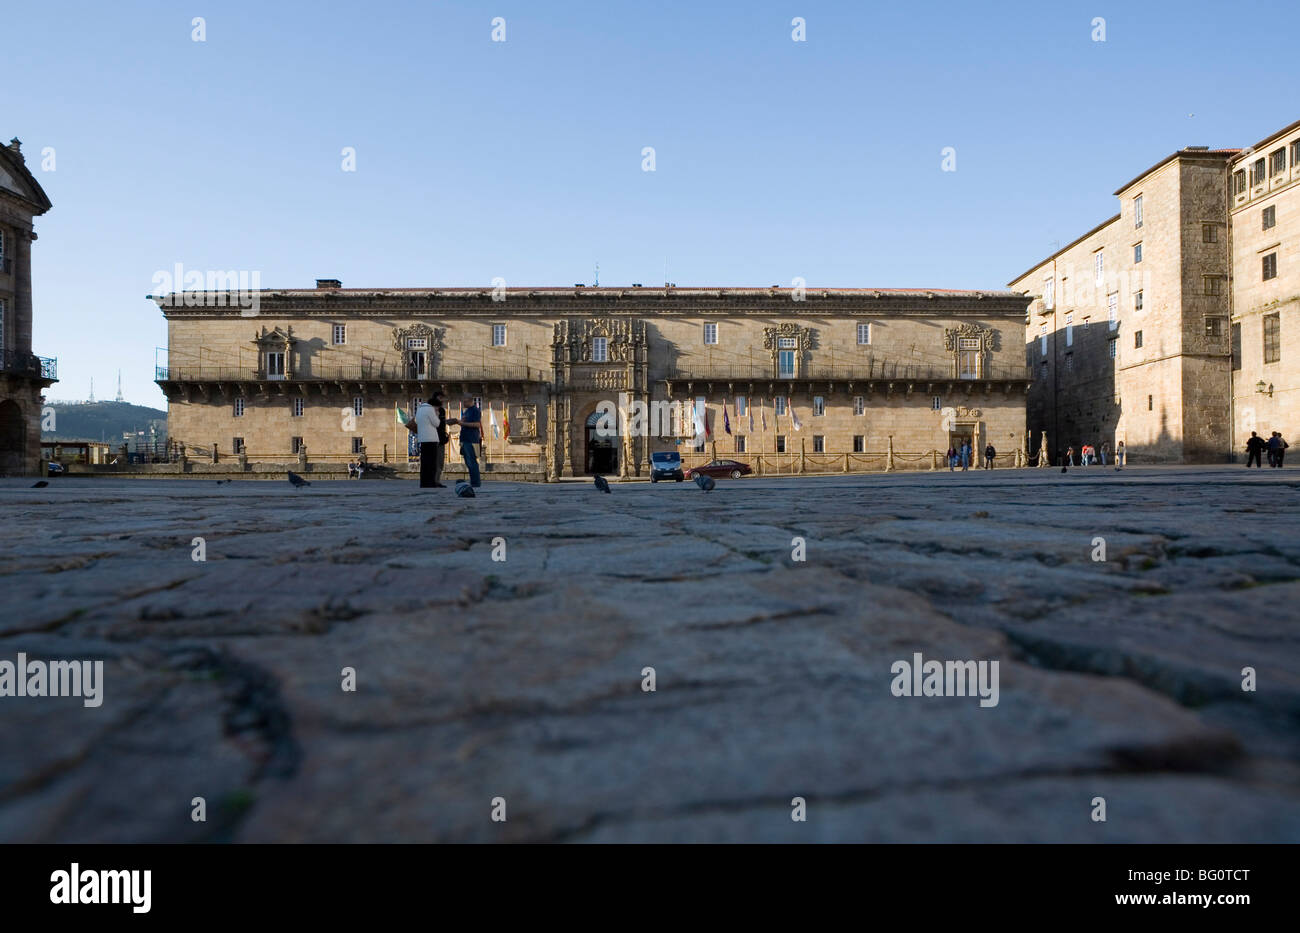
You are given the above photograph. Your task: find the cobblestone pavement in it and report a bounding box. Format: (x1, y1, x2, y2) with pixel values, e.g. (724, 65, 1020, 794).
(2, 466, 1298, 842)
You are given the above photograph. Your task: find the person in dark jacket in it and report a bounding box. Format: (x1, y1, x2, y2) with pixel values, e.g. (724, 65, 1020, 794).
(984, 443, 996, 469)
(1245, 431, 1266, 468)
(1271, 432, 1288, 468)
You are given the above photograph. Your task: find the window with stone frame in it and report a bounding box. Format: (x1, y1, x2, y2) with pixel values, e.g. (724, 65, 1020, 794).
(1293, 141, 1300, 169)
(292, 398, 304, 417)
(1135, 290, 1144, 312)
(1205, 318, 1223, 338)
(1134, 330, 1144, 349)
(931, 395, 941, 410)
(492, 324, 507, 347)
(1134, 194, 1143, 228)
(1107, 339, 1117, 360)
(1203, 223, 1218, 243)
(1133, 242, 1142, 264)
(857, 322, 871, 345)
(774, 396, 787, 415)
(234, 398, 245, 417)
(703, 322, 718, 345)
(592, 336, 608, 362)
(776, 435, 787, 453)
(1108, 292, 1118, 330)
(1263, 313, 1281, 364)
(332, 324, 346, 345)
(1095, 251, 1104, 286)
(1204, 275, 1222, 296)
(1271, 148, 1287, 175)
(352, 396, 363, 417)
(352, 437, 364, 455)
(1263, 206, 1276, 231)
(813, 435, 825, 453)
(1252, 158, 1266, 185)
(233, 437, 245, 454)
(735, 395, 747, 416)
(853, 396, 865, 415)
(812, 396, 825, 416)
(853, 435, 865, 453)
(735, 435, 746, 453)
(1263, 252, 1278, 281)
(291, 436, 303, 454)
(1233, 170, 1246, 195)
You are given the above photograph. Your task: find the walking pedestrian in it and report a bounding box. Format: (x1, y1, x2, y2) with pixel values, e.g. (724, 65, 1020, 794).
(960, 441, 971, 471)
(1099, 443, 1109, 467)
(1275, 433, 1289, 467)
(457, 395, 483, 488)
(1063, 446, 1075, 468)
(1245, 431, 1266, 468)
(947, 446, 957, 471)
(984, 443, 996, 469)
(1114, 440, 1125, 471)
(415, 398, 442, 488)
(1267, 432, 1280, 467)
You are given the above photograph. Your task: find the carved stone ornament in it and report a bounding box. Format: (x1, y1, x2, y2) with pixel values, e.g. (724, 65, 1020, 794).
(943, 323, 998, 352)
(392, 323, 445, 352)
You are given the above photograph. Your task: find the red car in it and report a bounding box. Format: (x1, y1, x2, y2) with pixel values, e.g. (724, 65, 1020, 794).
(685, 459, 752, 480)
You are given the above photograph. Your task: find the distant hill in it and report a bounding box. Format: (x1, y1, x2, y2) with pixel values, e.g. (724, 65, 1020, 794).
(42, 401, 167, 443)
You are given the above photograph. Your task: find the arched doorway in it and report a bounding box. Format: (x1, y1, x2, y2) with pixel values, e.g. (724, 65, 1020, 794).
(0, 399, 26, 475)
(585, 411, 618, 475)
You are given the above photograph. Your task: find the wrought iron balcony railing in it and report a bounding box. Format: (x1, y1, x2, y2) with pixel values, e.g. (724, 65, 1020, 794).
(662, 362, 1035, 382)
(1, 349, 57, 380)
(156, 362, 544, 383)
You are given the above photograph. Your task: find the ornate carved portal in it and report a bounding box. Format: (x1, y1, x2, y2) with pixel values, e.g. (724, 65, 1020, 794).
(762, 322, 814, 378)
(392, 324, 446, 380)
(251, 326, 297, 380)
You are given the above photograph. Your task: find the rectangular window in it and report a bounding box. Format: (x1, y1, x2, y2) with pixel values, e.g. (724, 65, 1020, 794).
(1040, 361, 1048, 379)
(332, 324, 346, 345)
(1134, 194, 1143, 228)
(1133, 242, 1142, 264)
(1039, 324, 1048, 356)
(0, 229, 4, 263)
(1204, 276, 1222, 296)
(1135, 290, 1143, 312)
(735, 395, 747, 416)
(1043, 278, 1055, 310)
(352, 437, 364, 455)
(292, 398, 304, 417)
(234, 398, 245, 417)
(774, 396, 787, 415)
(291, 436, 303, 454)
(1205, 318, 1223, 338)
(265, 351, 285, 379)
(1148, 395, 1153, 411)
(958, 338, 979, 379)
(1203, 223, 1218, 243)
(1108, 339, 1117, 359)
(776, 435, 786, 453)
(778, 337, 797, 349)
(812, 396, 824, 416)
(931, 395, 941, 411)
(777, 349, 795, 377)
(0, 298, 5, 352)
(1095, 251, 1104, 286)
(1252, 158, 1266, 185)
(406, 337, 427, 350)
(813, 435, 825, 453)
(1083, 316, 1090, 329)
(1233, 170, 1247, 195)
(703, 322, 718, 345)
(856, 322, 871, 345)
(1134, 330, 1144, 349)
(853, 396, 865, 415)
(1107, 292, 1118, 330)
(233, 437, 245, 454)
(1231, 322, 1242, 371)
(1293, 141, 1300, 169)
(735, 435, 746, 453)
(352, 396, 363, 417)
(592, 336, 608, 362)
(1271, 148, 1287, 175)
(1263, 313, 1281, 364)
(1263, 252, 1278, 281)
(492, 324, 507, 347)
(852, 435, 865, 453)
(1065, 352, 1074, 373)
(1065, 313, 1073, 347)
(1263, 206, 1276, 230)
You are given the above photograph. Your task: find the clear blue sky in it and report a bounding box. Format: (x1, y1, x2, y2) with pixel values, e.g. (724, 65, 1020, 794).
(9, 0, 1296, 408)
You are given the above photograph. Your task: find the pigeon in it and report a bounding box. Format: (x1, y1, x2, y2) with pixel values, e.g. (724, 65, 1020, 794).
(455, 481, 476, 498)
(31, 480, 48, 488)
(594, 475, 611, 494)
(215, 479, 232, 485)
(694, 473, 715, 492)
(1060, 466, 1068, 474)
(287, 471, 311, 488)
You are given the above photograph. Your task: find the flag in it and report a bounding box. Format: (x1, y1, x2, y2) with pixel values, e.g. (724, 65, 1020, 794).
(503, 405, 510, 441)
(748, 403, 754, 433)
(692, 402, 706, 442)
(790, 404, 803, 431)
(395, 404, 412, 425)
(723, 400, 732, 435)
(489, 406, 500, 439)
(761, 400, 767, 432)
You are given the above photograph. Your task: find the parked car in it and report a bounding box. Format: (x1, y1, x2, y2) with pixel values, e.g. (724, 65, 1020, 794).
(685, 459, 752, 480)
(649, 450, 684, 483)
(46, 461, 65, 476)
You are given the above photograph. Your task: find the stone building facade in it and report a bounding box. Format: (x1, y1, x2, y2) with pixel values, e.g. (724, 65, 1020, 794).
(154, 284, 1032, 478)
(0, 138, 57, 475)
(1011, 116, 1300, 464)
(1229, 120, 1300, 453)
(1010, 148, 1237, 463)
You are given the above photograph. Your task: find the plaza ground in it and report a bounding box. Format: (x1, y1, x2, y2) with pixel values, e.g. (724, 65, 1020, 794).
(1, 466, 1298, 842)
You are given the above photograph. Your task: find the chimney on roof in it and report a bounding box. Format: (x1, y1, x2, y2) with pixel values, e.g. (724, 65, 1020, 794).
(8, 138, 22, 160)
(1185, 145, 1209, 151)
(316, 278, 342, 289)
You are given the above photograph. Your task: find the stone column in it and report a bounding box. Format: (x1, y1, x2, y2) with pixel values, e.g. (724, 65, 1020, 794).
(885, 435, 895, 472)
(1037, 432, 1049, 468)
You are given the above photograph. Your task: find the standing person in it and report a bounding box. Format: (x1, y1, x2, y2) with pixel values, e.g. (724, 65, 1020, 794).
(947, 446, 957, 471)
(1245, 431, 1266, 468)
(1275, 433, 1289, 467)
(457, 395, 483, 488)
(415, 397, 441, 488)
(430, 392, 450, 487)
(1099, 442, 1109, 467)
(1267, 432, 1280, 467)
(960, 441, 971, 471)
(1114, 440, 1125, 471)
(1063, 446, 1075, 467)
(984, 443, 996, 469)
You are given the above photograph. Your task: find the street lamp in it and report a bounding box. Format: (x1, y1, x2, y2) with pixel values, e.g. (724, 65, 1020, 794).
(1255, 380, 1274, 397)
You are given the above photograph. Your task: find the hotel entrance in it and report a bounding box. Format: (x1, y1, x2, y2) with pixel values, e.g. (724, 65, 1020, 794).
(585, 411, 618, 475)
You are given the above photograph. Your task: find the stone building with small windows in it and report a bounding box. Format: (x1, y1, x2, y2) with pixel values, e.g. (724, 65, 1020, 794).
(1011, 116, 1300, 464)
(0, 138, 57, 475)
(153, 283, 1032, 479)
